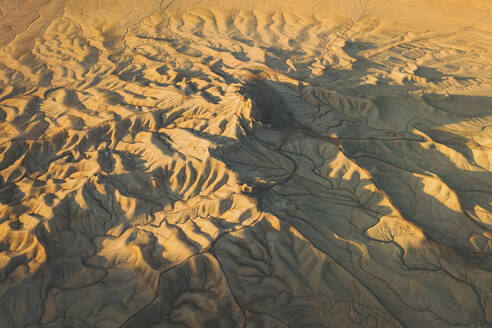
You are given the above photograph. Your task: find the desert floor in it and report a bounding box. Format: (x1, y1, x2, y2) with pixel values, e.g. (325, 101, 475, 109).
(0, 0, 492, 327)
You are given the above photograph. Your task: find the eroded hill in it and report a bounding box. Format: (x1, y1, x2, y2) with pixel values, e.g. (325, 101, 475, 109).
(0, 0, 492, 327)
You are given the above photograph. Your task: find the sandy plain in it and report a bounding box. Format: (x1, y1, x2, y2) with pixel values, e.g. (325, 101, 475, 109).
(0, 0, 492, 327)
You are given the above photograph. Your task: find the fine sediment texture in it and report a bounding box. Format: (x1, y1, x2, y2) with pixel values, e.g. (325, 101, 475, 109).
(0, 0, 492, 327)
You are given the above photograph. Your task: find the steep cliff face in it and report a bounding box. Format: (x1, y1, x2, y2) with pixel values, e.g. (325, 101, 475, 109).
(0, 0, 492, 327)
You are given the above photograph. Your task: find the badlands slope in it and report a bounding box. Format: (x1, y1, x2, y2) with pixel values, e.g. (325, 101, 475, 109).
(0, 0, 492, 327)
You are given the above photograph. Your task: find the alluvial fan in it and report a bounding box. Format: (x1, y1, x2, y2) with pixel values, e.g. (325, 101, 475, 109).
(0, 0, 492, 327)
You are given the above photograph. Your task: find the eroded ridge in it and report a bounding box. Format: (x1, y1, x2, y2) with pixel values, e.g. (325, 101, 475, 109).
(0, 0, 492, 327)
